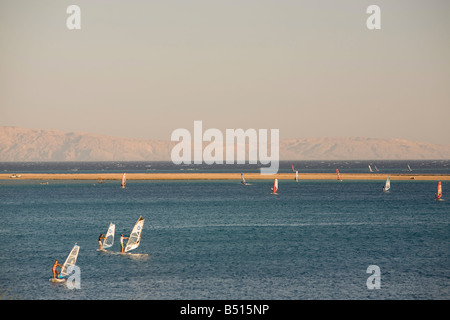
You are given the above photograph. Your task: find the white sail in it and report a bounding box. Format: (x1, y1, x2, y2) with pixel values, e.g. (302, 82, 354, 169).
(102, 222, 115, 249)
(384, 177, 391, 192)
(60, 244, 80, 277)
(295, 170, 299, 182)
(121, 173, 127, 188)
(124, 216, 145, 253)
(241, 173, 247, 185)
(368, 165, 373, 172)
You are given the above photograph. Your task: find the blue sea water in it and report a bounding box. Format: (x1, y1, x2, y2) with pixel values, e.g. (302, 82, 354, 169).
(0, 161, 449, 300)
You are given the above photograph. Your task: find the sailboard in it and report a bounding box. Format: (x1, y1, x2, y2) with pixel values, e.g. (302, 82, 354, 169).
(50, 244, 80, 282)
(101, 222, 115, 251)
(291, 164, 295, 173)
(121, 173, 127, 188)
(124, 216, 145, 253)
(336, 169, 342, 181)
(436, 181, 443, 200)
(241, 173, 248, 185)
(368, 165, 373, 173)
(407, 165, 412, 172)
(272, 178, 278, 194)
(383, 177, 391, 192)
(295, 170, 299, 182)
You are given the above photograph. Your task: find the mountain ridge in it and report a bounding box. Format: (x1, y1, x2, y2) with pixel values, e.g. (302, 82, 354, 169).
(1, 126, 449, 161)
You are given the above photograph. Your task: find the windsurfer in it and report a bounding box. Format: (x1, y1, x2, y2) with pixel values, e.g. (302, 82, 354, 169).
(52, 260, 62, 279)
(98, 233, 105, 250)
(120, 234, 129, 254)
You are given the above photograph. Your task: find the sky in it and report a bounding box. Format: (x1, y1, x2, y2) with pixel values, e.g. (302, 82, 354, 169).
(0, 0, 449, 144)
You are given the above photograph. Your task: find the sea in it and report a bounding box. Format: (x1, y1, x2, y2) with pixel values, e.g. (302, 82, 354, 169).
(0, 161, 449, 302)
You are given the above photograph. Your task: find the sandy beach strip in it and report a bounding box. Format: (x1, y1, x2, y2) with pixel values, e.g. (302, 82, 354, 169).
(1, 173, 449, 181)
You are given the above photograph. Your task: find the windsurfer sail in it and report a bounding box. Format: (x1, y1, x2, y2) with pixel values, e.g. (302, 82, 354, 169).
(295, 170, 299, 182)
(336, 169, 342, 181)
(124, 216, 145, 253)
(102, 222, 115, 250)
(435, 181, 442, 200)
(272, 178, 278, 194)
(60, 244, 80, 278)
(241, 173, 247, 185)
(383, 177, 391, 192)
(121, 173, 126, 188)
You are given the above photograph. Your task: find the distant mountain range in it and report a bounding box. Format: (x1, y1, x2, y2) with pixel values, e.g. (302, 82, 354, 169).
(1, 126, 449, 161)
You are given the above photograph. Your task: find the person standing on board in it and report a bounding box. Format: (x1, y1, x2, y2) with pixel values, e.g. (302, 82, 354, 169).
(120, 234, 129, 254)
(98, 233, 105, 250)
(52, 260, 62, 279)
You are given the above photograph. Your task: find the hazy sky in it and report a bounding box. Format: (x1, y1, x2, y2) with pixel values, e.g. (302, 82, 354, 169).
(1, 0, 449, 144)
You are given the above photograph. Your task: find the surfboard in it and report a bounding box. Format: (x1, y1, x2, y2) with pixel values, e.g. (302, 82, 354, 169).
(123, 252, 149, 259)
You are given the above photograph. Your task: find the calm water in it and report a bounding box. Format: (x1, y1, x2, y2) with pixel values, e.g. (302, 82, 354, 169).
(0, 162, 449, 300)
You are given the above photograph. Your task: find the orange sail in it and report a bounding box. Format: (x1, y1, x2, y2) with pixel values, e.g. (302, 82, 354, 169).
(273, 178, 278, 194)
(436, 181, 442, 199)
(336, 169, 341, 181)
